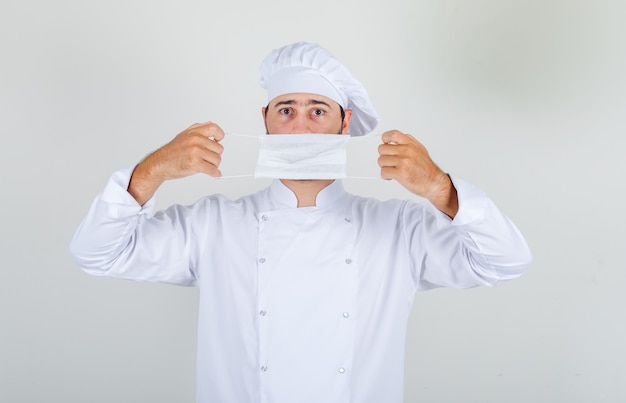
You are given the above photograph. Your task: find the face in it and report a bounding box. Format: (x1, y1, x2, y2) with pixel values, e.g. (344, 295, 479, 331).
(262, 93, 352, 135)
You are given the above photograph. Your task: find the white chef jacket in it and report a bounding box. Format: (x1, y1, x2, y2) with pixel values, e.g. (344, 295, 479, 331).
(70, 167, 531, 403)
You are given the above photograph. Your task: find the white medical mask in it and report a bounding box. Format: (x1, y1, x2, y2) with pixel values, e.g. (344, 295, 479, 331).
(216, 133, 380, 180)
(254, 134, 350, 179)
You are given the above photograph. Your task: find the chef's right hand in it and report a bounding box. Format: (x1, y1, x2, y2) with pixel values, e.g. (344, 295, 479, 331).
(128, 121, 225, 205)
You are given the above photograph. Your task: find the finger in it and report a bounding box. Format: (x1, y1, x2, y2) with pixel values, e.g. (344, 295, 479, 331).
(195, 159, 222, 178)
(381, 130, 415, 145)
(187, 121, 212, 129)
(199, 122, 225, 142)
(378, 142, 404, 157)
(181, 136, 223, 172)
(379, 166, 399, 181)
(204, 137, 224, 156)
(186, 147, 222, 177)
(207, 123, 225, 142)
(186, 131, 224, 156)
(187, 122, 225, 142)
(377, 155, 400, 169)
(201, 149, 222, 169)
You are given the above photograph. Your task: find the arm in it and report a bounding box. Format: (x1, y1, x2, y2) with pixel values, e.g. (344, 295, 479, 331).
(407, 175, 532, 289)
(128, 121, 225, 205)
(378, 130, 458, 218)
(378, 130, 531, 288)
(69, 122, 225, 284)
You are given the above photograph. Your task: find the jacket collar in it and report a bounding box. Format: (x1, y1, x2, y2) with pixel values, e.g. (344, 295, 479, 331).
(268, 179, 346, 209)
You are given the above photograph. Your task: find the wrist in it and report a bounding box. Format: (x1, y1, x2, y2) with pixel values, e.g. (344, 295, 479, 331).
(127, 157, 164, 206)
(427, 173, 459, 219)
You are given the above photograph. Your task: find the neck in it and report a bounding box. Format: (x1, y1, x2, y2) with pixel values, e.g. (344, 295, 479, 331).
(280, 179, 334, 207)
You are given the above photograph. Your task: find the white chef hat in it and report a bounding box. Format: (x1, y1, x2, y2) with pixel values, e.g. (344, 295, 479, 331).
(259, 42, 381, 136)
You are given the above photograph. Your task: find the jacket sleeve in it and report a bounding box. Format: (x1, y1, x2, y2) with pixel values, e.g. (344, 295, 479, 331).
(407, 175, 532, 290)
(69, 167, 203, 286)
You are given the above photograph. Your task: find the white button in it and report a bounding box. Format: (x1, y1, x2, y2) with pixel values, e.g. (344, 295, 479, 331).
(259, 310, 267, 316)
(342, 312, 350, 318)
(259, 258, 266, 264)
(261, 365, 268, 372)
(345, 259, 352, 264)
(344, 217, 351, 223)
(338, 367, 345, 374)
(261, 215, 268, 221)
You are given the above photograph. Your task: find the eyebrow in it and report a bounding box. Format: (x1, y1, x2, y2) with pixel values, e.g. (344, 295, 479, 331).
(272, 99, 332, 109)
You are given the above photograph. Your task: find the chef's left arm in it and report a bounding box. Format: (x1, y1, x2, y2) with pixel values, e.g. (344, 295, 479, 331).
(378, 130, 459, 219)
(378, 130, 532, 288)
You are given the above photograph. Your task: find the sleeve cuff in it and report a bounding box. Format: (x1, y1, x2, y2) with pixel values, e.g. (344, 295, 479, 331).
(449, 175, 490, 226)
(100, 166, 156, 216)
(426, 174, 490, 226)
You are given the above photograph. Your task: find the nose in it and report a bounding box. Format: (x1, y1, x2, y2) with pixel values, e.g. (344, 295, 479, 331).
(290, 115, 311, 134)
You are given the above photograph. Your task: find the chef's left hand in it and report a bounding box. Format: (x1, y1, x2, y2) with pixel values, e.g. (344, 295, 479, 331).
(378, 130, 459, 218)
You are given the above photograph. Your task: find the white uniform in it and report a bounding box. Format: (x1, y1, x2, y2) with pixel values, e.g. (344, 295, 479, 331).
(70, 167, 532, 403)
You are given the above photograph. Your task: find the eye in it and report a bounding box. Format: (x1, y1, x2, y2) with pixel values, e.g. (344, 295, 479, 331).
(279, 108, 292, 115)
(312, 109, 325, 116)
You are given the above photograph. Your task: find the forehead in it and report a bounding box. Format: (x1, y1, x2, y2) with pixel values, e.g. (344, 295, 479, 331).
(269, 93, 339, 108)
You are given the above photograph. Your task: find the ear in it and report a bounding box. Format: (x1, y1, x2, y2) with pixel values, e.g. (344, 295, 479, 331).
(261, 106, 267, 119)
(341, 109, 353, 134)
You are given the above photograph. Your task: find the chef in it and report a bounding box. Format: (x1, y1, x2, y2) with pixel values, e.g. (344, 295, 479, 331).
(70, 41, 532, 403)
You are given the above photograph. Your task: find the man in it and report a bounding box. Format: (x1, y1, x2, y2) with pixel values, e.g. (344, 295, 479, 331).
(70, 42, 532, 403)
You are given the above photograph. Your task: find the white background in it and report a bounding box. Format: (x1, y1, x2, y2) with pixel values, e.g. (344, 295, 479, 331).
(1, 0, 625, 402)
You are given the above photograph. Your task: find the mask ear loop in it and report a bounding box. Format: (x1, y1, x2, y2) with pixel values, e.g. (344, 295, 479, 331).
(224, 133, 259, 138)
(216, 174, 256, 179)
(209, 133, 257, 179)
